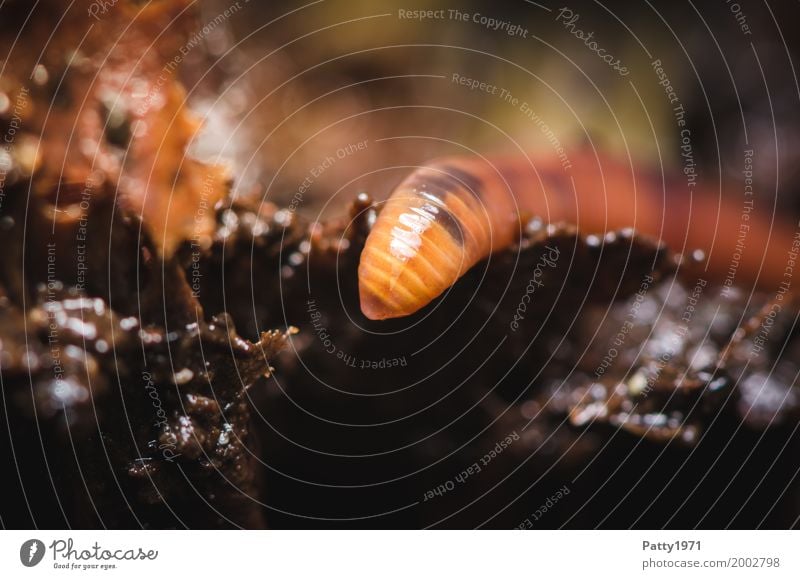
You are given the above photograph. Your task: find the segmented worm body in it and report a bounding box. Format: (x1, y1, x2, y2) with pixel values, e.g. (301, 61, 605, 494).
(358, 153, 795, 320)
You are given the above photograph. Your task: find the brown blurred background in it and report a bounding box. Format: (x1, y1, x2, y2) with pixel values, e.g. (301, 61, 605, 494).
(187, 0, 800, 221)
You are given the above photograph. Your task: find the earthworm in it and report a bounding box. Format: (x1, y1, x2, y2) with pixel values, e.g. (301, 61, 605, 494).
(358, 153, 797, 320)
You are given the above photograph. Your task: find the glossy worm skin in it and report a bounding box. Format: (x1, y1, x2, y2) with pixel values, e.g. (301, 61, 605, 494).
(358, 153, 796, 320)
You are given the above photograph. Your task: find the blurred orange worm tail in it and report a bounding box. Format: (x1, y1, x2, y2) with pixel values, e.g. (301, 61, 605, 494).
(358, 153, 796, 320)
